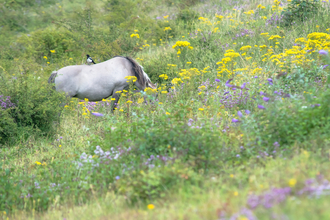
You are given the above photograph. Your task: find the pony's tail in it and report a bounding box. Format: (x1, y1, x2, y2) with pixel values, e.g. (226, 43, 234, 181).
(123, 57, 147, 90)
(48, 71, 58, 89)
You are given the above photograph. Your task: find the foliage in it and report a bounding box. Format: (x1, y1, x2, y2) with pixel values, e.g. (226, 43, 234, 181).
(178, 8, 199, 21)
(250, 84, 330, 148)
(281, 0, 321, 27)
(1, 0, 330, 218)
(0, 73, 63, 145)
(117, 162, 201, 203)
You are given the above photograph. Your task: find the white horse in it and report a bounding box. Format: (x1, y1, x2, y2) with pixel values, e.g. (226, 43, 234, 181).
(48, 56, 157, 110)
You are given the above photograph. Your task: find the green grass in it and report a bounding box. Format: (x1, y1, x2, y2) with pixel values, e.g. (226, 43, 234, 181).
(1, 0, 330, 219)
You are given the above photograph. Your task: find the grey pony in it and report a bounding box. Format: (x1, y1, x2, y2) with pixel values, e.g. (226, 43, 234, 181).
(48, 56, 157, 110)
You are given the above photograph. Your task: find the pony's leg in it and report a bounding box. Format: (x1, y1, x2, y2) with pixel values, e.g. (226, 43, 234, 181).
(110, 86, 128, 113)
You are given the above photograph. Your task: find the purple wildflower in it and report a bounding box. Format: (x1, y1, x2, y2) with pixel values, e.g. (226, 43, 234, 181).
(247, 194, 260, 209)
(215, 79, 220, 82)
(237, 111, 243, 118)
(254, 76, 258, 78)
(267, 78, 273, 83)
(260, 91, 265, 96)
(258, 105, 266, 109)
(34, 182, 40, 189)
(319, 50, 329, 55)
(232, 118, 240, 123)
(323, 65, 329, 69)
(245, 109, 251, 114)
(91, 112, 104, 117)
(273, 142, 280, 147)
(241, 82, 246, 89)
(225, 79, 233, 87)
(263, 96, 270, 102)
(115, 176, 120, 180)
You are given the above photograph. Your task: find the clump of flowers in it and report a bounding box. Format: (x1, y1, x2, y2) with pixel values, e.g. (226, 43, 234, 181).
(144, 87, 157, 95)
(159, 74, 168, 80)
(130, 33, 140, 38)
(0, 95, 15, 110)
(125, 75, 137, 83)
(172, 41, 193, 50)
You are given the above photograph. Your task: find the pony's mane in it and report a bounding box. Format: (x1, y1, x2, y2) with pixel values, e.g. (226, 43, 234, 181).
(114, 56, 147, 89)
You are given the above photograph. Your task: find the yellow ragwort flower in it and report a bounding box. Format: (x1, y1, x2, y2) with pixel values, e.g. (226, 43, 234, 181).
(288, 178, 297, 187)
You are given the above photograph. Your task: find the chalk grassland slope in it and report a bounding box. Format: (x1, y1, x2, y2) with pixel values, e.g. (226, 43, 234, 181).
(1, 0, 330, 219)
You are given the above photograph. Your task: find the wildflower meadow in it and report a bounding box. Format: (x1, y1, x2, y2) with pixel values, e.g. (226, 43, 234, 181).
(1, 0, 330, 219)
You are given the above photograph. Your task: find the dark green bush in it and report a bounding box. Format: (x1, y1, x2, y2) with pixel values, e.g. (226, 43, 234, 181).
(17, 28, 77, 62)
(281, 0, 320, 27)
(0, 73, 64, 145)
(252, 88, 330, 148)
(117, 162, 201, 203)
(0, 108, 18, 144)
(177, 9, 199, 23)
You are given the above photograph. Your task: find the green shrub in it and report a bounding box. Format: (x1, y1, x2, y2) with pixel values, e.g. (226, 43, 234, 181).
(117, 162, 201, 203)
(281, 0, 320, 27)
(0, 108, 18, 144)
(0, 73, 64, 145)
(95, 108, 232, 172)
(16, 28, 77, 62)
(177, 9, 199, 23)
(251, 87, 330, 148)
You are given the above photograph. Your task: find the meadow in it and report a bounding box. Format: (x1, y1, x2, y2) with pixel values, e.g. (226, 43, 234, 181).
(1, 0, 330, 219)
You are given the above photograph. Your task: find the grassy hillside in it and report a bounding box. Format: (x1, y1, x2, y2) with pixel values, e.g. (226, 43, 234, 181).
(1, 0, 330, 219)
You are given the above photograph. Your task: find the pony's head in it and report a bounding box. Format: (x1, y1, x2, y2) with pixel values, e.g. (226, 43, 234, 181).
(147, 79, 157, 90)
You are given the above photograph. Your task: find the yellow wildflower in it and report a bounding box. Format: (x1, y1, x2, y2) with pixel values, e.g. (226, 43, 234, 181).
(257, 4, 266, 9)
(159, 74, 169, 80)
(137, 98, 144, 104)
(172, 41, 191, 49)
(288, 178, 297, 187)
(147, 204, 155, 210)
(130, 33, 140, 38)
